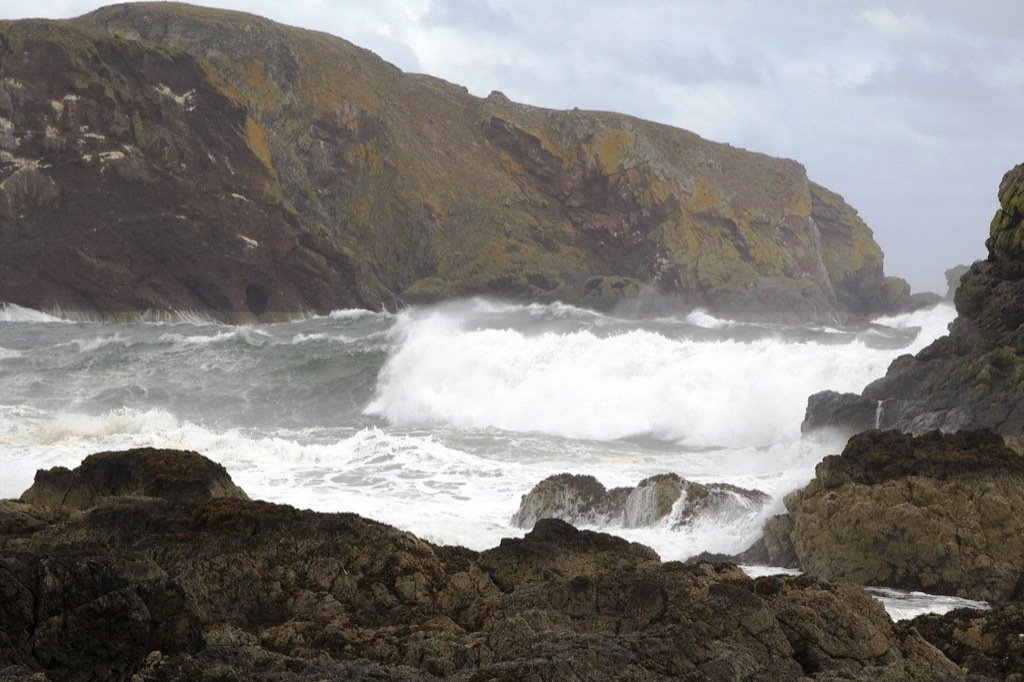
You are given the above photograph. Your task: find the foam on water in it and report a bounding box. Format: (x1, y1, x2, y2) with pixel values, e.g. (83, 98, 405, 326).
(0, 303, 68, 323)
(865, 587, 989, 621)
(366, 302, 956, 447)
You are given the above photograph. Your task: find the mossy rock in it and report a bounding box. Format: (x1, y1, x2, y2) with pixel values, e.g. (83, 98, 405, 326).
(579, 276, 644, 311)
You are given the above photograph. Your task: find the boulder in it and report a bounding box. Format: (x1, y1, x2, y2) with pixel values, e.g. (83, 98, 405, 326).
(19, 448, 248, 510)
(512, 472, 770, 531)
(754, 429, 1024, 602)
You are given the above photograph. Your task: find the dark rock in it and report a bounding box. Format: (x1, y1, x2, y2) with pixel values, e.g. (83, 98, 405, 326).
(907, 291, 944, 310)
(751, 429, 1024, 602)
(20, 448, 248, 510)
(802, 390, 880, 438)
(0, 448, 966, 680)
(803, 163, 1024, 436)
(511, 471, 770, 532)
(735, 514, 800, 569)
(913, 604, 1024, 680)
(0, 553, 202, 680)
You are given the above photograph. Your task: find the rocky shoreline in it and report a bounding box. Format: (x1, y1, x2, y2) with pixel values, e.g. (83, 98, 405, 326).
(2, 446, 1023, 680)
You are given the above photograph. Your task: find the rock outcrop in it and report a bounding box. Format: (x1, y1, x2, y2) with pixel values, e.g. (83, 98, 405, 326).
(748, 429, 1024, 603)
(804, 163, 1024, 436)
(913, 604, 1024, 680)
(511, 472, 770, 531)
(0, 448, 967, 680)
(19, 447, 248, 509)
(0, 3, 906, 321)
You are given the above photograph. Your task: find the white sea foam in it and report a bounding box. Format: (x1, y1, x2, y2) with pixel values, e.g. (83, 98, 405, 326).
(59, 334, 132, 353)
(865, 587, 989, 621)
(684, 309, 731, 328)
(0, 303, 67, 323)
(872, 302, 956, 353)
(329, 308, 390, 320)
(0, 346, 21, 360)
(366, 304, 957, 447)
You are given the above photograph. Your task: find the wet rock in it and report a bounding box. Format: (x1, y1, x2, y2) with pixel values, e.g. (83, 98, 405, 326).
(0, 448, 968, 679)
(512, 472, 770, 531)
(802, 389, 880, 438)
(751, 429, 1024, 602)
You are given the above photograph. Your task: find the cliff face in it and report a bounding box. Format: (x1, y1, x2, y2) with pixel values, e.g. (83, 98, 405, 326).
(804, 163, 1024, 435)
(0, 2, 906, 320)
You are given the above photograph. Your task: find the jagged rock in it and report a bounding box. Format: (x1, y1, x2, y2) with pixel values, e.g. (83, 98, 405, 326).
(0, 448, 966, 679)
(0, 554, 202, 680)
(511, 472, 770, 531)
(0, 4, 906, 322)
(802, 389, 880, 437)
(803, 163, 1024, 436)
(19, 448, 248, 510)
(913, 604, 1024, 680)
(753, 429, 1024, 602)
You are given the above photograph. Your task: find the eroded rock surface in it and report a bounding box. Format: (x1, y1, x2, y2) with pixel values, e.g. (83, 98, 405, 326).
(751, 429, 1024, 602)
(0, 448, 966, 680)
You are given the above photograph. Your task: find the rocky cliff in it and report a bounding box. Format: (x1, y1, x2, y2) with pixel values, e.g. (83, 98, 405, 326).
(804, 163, 1024, 435)
(0, 448, 969, 680)
(0, 2, 906, 320)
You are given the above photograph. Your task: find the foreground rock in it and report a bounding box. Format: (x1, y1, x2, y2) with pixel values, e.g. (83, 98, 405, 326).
(0, 3, 906, 321)
(748, 429, 1024, 603)
(512, 472, 769, 531)
(804, 163, 1024, 436)
(912, 604, 1024, 680)
(0, 449, 965, 680)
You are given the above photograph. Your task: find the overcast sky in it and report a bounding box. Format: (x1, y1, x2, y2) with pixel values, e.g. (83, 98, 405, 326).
(4, 1, 1022, 292)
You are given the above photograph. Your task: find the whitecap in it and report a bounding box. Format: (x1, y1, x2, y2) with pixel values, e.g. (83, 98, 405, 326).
(0, 303, 68, 323)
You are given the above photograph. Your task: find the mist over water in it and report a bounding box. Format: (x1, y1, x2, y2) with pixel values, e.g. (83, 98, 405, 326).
(0, 298, 957, 564)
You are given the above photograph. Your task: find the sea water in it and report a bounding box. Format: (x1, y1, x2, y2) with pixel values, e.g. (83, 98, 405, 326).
(0, 297, 983, 619)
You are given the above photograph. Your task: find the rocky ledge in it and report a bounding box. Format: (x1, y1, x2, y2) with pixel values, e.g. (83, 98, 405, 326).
(804, 163, 1024, 437)
(0, 447, 979, 680)
(743, 429, 1024, 603)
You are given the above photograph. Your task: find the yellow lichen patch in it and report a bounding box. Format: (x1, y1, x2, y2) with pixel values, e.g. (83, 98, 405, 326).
(588, 127, 635, 174)
(245, 116, 275, 175)
(685, 181, 721, 214)
(239, 60, 282, 113)
(346, 141, 383, 175)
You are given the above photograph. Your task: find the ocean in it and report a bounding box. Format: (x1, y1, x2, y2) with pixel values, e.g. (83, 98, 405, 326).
(0, 297, 981, 619)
